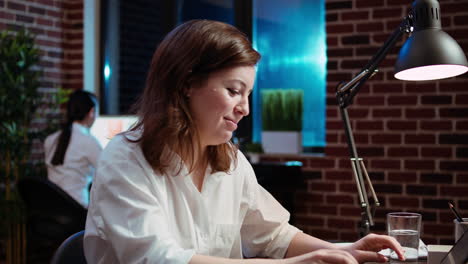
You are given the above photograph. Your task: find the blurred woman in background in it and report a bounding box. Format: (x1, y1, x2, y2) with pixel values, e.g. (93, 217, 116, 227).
(44, 90, 102, 208)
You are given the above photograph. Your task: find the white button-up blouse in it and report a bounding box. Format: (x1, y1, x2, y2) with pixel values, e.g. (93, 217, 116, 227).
(84, 133, 300, 264)
(44, 122, 102, 208)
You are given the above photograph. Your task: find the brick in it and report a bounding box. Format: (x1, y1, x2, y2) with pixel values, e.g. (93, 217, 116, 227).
(328, 218, 356, 229)
(457, 121, 468, 130)
(454, 15, 468, 26)
(29, 6, 46, 15)
(389, 197, 420, 208)
(374, 184, 402, 194)
(342, 10, 369, 21)
(327, 24, 354, 34)
(407, 185, 437, 196)
(406, 83, 436, 93)
(440, 134, 468, 145)
(356, 96, 385, 105)
(421, 95, 452, 105)
(326, 13, 338, 22)
(341, 59, 371, 69)
(356, 47, 379, 57)
(370, 160, 401, 170)
(359, 147, 384, 157)
(327, 36, 338, 46)
(405, 160, 435, 170)
(16, 14, 34, 23)
(342, 35, 370, 45)
(372, 134, 402, 144)
(388, 147, 418, 157)
(423, 223, 453, 236)
(324, 170, 351, 181)
(326, 194, 355, 204)
(308, 159, 335, 169)
(369, 171, 385, 181)
(356, 0, 381, 8)
(455, 95, 468, 105)
(440, 161, 468, 171)
(387, 95, 417, 105)
(440, 108, 468, 118)
(339, 183, 358, 193)
(7, 1, 25, 11)
(340, 206, 362, 217)
(440, 186, 468, 197)
(356, 120, 383, 130)
(348, 109, 370, 118)
(456, 174, 468, 184)
(310, 205, 338, 215)
(423, 199, 452, 209)
(459, 201, 468, 210)
(405, 108, 436, 119)
(456, 147, 468, 158)
(405, 134, 436, 144)
(327, 48, 353, 58)
(326, 1, 352, 10)
(421, 147, 452, 158)
(373, 83, 403, 94)
(0, 10, 14, 20)
(373, 8, 403, 19)
(386, 120, 416, 130)
(420, 121, 452, 131)
(325, 147, 348, 157)
(373, 109, 402, 118)
(357, 22, 384, 32)
(388, 172, 417, 183)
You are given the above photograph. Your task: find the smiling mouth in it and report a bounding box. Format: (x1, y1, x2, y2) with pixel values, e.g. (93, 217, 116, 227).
(224, 118, 238, 130)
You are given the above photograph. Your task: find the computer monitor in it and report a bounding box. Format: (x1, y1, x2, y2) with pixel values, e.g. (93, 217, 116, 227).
(90, 115, 138, 148)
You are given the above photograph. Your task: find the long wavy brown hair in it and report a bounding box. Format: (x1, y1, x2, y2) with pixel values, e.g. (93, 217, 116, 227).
(127, 19, 261, 175)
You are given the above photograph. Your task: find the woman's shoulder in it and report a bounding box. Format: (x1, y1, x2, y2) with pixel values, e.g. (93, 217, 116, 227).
(100, 132, 140, 161)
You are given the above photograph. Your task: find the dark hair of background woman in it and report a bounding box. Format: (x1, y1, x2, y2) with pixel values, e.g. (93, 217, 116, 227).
(51, 90, 96, 165)
(128, 19, 261, 175)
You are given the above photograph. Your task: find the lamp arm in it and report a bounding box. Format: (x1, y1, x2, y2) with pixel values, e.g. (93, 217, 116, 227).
(337, 15, 413, 108)
(335, 15, 412, 236)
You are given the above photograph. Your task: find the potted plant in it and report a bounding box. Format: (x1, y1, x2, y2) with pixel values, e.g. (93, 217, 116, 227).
(0, 29, 65, 264)
(243, 142, 264, 164)
(261, 89, 303, 154)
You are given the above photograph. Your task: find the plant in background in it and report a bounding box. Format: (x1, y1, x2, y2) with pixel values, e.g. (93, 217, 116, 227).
(0, 29, 67, 264)
(262, 89, 303, 131)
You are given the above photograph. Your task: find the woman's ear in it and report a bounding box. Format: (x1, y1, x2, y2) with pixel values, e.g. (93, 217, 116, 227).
(84, 107, 96, 127)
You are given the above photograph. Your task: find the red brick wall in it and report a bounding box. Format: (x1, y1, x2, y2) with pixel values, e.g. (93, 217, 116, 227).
(261, 0, 468, 244)
(0, 0, 84, 91)
(0, 0, 84, 160)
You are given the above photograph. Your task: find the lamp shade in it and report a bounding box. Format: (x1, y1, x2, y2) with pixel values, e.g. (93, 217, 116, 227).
(394, 0, 468, 81)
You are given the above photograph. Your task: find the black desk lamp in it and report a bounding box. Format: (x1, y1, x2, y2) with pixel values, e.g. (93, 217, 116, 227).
(335, 0, 468, 237)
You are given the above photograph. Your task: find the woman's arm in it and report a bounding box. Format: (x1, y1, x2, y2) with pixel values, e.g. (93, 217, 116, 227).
(284, 232, 405, 263)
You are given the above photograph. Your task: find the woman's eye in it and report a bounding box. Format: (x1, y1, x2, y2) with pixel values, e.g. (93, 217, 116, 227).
(227, 88, 240, 95)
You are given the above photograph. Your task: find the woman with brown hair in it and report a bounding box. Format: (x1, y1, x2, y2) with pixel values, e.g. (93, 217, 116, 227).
(84, 20, 404, 264)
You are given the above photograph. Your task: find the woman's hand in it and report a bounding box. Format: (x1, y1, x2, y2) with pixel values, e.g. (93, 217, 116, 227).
(341, 233, 405, 263)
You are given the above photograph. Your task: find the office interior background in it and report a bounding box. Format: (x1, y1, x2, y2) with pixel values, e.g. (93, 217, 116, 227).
(1, 0, 468, 255)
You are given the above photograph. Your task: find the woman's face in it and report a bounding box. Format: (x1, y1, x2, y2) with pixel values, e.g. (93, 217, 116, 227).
(188, 66, 256, 148)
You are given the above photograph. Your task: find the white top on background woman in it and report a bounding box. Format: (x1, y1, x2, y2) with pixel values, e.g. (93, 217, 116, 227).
(44, 90, 102, 208)
(84, 20, 404, 264)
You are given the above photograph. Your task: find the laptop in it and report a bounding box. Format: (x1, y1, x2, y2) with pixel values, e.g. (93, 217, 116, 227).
(441, 228, 468, 264)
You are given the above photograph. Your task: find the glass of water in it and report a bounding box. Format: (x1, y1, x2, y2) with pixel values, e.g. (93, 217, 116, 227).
(387, 212, 421, 262)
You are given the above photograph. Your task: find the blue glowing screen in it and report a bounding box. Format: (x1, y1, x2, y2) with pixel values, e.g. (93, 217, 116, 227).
(252, 0, 326, 149)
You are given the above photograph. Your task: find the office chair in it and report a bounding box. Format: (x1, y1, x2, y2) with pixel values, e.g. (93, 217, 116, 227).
(16, 177, 87, 262)
(50, 230, 87, 264)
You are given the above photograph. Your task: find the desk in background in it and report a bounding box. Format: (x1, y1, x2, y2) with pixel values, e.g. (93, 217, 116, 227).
(252, 161, 304, 225)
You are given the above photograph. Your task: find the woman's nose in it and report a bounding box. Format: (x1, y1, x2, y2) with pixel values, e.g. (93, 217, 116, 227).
(236, 98, 249, 116)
